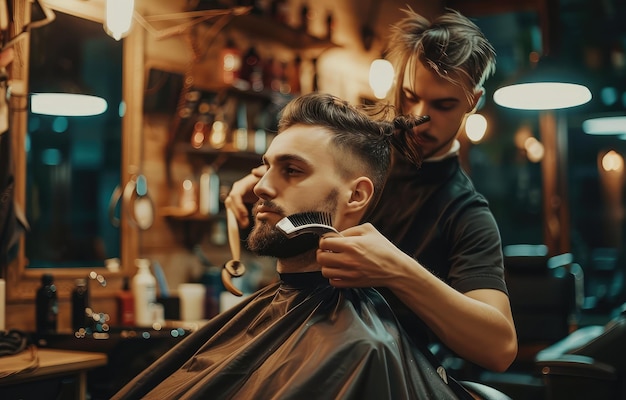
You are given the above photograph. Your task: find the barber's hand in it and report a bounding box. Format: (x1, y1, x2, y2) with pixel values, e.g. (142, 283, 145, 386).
(224, 165, 266, 228)
(317, 223, 404, 288)
(0, 48, 14, 68)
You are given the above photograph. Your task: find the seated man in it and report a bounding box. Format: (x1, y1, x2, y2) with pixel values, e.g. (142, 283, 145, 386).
(112, 93, 473, 399)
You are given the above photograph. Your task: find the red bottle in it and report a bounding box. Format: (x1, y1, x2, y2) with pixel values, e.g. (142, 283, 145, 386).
(117, 277, 135, 326)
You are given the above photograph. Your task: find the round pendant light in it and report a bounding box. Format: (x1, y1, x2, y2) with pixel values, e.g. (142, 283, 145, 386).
(493, 56, 592, 111)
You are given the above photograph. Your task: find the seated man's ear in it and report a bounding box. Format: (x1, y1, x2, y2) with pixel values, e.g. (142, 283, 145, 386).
(347, 177, 374, 213)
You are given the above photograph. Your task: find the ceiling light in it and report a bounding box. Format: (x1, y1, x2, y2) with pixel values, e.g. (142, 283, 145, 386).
(31, 93, 108, 117)
(105, 0, 135, 41)
(494, 82, 591, 110)
(582, 116, 626, 135)
(493, 56, 592, 110)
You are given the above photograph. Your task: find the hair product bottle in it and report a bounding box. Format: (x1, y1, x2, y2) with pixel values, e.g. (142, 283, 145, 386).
(132, 259, 156, 327)
(71, 278, 89, 331)
(36, 273, 58, 334)
(117, 276, 135, 326)
(199, 166, 220, 216)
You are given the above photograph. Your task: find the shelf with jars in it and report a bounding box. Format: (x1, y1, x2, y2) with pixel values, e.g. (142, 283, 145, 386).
(195, 1, 337, 52)
(157, 83, 275, 230)
(226, 13, 335, 52)
(158, 1, 334, 236)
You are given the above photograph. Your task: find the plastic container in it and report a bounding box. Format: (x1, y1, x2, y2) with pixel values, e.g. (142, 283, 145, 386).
(132, 259, 156, 327)
(36, 273, 58, 334)
(178, 283, 206, 322)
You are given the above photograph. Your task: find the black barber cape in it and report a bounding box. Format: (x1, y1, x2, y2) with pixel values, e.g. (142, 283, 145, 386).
(112, 272, 469, 400)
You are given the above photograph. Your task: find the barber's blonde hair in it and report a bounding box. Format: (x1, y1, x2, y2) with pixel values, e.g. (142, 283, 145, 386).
(387, 7, 496, 107)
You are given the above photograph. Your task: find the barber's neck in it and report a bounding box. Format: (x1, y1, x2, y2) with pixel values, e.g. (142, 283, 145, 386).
(424, 139, 460, 162)
(276, 250, 320, 274)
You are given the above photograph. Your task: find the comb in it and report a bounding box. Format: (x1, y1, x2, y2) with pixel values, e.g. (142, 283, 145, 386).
(276, 211, 340, 238)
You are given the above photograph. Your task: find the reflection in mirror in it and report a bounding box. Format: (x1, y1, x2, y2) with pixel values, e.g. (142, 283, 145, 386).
(26, 10, 123, 268)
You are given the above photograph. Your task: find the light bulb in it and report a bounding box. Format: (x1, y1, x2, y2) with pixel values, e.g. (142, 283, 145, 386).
(105, 0, 135, 41)
(465, 114, 487, 143)
(369, 59, 394, 99)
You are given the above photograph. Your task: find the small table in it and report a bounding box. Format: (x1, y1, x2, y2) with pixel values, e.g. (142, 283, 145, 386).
(0, 347, 107, 400)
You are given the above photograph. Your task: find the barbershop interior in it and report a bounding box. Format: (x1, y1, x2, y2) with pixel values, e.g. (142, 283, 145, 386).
(0, 0, 626, 399)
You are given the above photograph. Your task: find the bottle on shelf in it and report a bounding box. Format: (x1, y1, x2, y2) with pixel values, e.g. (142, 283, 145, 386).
(289, 55, 302, 95)
(278, 61, 291, 94)
(270, 0, 289, 25)
(117, 276, 135, 326)
(132, 259, 157, 327)
(312, 58, 319, 92)
(199, 166, 220, 216)
(36, 273, 58, 335)
(299, 3, 309, 33)
(71, 278, 89, 331)
(190, 101, 211, 149)
(220, 38, 242, 86)
(325, 11, 334, 42)
(240, 46, 264, 92)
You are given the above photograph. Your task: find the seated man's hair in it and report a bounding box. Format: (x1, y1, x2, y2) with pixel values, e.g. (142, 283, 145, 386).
(277, 92, 424, 215)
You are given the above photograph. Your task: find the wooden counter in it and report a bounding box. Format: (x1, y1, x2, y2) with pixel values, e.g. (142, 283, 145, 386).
(0, 347, 107, 400)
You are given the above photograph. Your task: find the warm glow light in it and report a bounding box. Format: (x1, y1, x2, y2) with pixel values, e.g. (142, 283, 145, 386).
(465, 114, 487, 143)
(493, 82, 592, 110)
(582, 116, 626, 135)
(31, 93, 108, 116)
(105, 0, 135, 41)
(514, 125, 533, 149)
(369, 59, 394, 99)
(524, 136, 544, 163)
(601, 150, 624, 172)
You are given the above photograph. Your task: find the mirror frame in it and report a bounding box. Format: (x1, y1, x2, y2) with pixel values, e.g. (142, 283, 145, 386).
(6, 0, 143, 301)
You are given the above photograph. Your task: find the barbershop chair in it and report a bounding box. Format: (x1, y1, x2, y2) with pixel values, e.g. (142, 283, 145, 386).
(460, 380, 513, 400)
(533, 303, 626, 399)
(585, 247, 625, 313)
(478, 302, 626, 400)
(503, 246, 580, 369)
(475, 245, 581, 399)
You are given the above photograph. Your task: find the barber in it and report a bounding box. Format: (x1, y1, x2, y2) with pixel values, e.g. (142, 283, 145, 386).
(226, 8, 517, 373)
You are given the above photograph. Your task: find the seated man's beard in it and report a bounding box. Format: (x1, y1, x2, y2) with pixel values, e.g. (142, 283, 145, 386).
(248, 190, 338, 259)
(247, 222, 319, 259)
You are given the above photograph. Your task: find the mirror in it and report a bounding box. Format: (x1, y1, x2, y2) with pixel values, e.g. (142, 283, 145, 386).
(7, 0, 143, 300)
(26, 9, 122, 268)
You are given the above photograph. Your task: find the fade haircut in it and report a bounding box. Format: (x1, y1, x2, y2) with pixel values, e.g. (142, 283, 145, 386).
(277, 92, 422, 215)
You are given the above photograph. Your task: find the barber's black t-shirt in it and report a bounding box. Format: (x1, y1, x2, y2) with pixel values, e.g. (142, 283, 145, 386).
(368, 153, 507, 345)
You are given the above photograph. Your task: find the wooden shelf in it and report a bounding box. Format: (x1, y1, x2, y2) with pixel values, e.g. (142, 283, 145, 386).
(176, 144, 263, 171)
(227, 14, 337, 52)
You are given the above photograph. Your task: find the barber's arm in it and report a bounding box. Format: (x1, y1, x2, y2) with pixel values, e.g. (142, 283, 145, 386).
(317, 223, 518, 372)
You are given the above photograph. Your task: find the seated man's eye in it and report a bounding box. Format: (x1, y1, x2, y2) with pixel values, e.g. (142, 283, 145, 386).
(284, 166, 301, 175)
